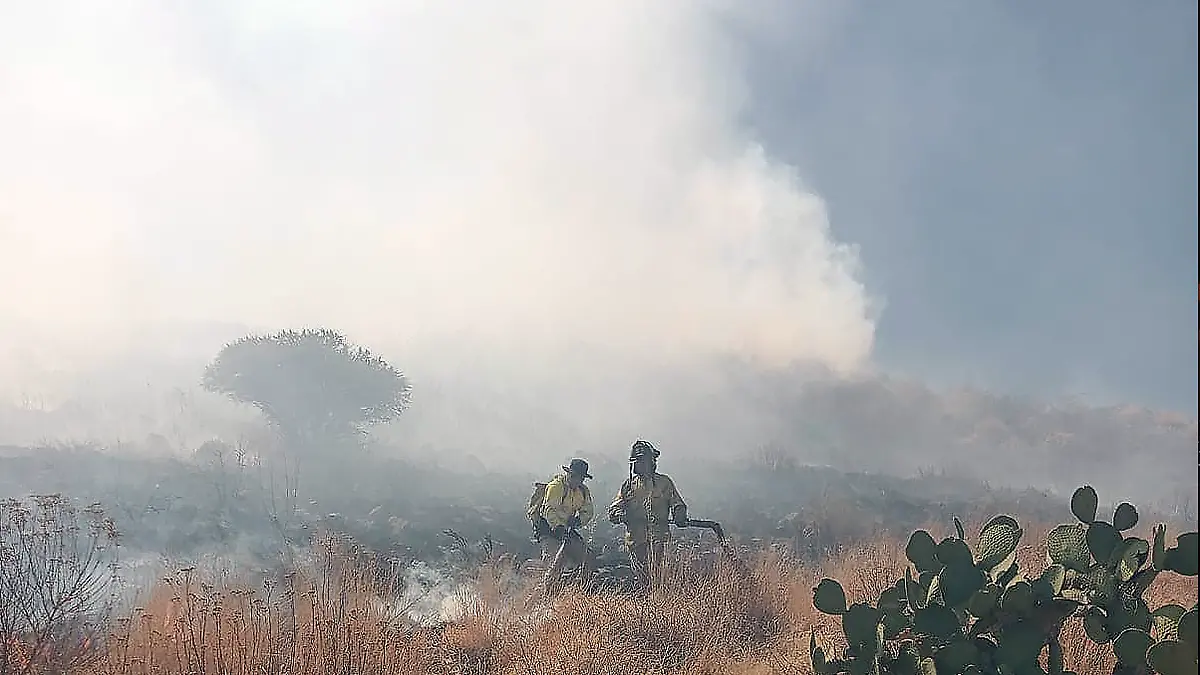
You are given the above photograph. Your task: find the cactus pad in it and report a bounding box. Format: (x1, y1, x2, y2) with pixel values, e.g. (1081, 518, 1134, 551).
(994, 561, 1019, 588)
(1165, 532, 1198, 576)
(933, 638, 978, 673)
(977, 514, 1022, 572)
(813, 578, 848, 615)
(877, 584, 904, 613)
(1083, 607, 1110, 643)
(995, 621, 1045, 667)
(903, 567, 926, 611)
(1113, 624, 1152, 662)
(967, 585, 999, 618)
(1078, 564, 1117, 605)
(1113, 502, 1139, 531)
(1047, 523, 1091, 572)
(1152, 604, 1185, 641)
(1108, 597, 1152, 636)
(1070, 485, 1098, 524)
(1126, 567, 1158, 600)
(841, 603, 882, 648)
(913, 604, 961, 640)
(937, 562, 985, 609)
(935, 537, 974, 569)
(1146, 639, 1197, 675)
(1037, 564, 1066, 596)
(1177, 608, 1197, 652)
(1001, 580, 1035, 614)
(1115, 537, 1150, 582)
(906, 529, 939, 573)
(1113, 627, 1153, 665)
(1086, 521, 1122, 564)
(882, 608, 910, 639)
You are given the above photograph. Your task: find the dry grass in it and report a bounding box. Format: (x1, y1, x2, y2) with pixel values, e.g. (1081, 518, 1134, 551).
(6, 521, 1195, 675)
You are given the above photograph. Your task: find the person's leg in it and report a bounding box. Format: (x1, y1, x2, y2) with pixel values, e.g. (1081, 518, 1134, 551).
(576, 537, 598, 577)
(540, 534, 568, 593)
(567, 535, 599, 584)
(631, 538, 667, 590)
(628, 541, 650, 589)
(645, 540, 667, 588)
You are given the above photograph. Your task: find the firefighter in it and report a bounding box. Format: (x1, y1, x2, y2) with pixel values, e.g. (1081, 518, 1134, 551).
(530, 458, 596, 593)
(607, 440, 689, 588)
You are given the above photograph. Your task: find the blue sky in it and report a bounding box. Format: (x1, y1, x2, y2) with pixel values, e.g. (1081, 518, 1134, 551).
(734, 0, 1198, 411)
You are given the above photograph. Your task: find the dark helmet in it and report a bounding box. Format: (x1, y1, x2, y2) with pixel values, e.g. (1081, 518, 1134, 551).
(563, 458, 593, 479)
(629, 439, 660, 462)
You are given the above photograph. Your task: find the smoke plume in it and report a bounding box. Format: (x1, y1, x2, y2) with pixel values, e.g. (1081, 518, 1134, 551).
(1, 1, 877, 385)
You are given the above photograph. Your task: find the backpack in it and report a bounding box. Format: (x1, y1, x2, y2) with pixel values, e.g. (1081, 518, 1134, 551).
(527, 481, 549, 522)
(527, 481, 552, 541)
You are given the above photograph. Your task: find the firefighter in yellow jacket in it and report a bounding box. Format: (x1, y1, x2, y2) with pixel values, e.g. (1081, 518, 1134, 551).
(607, 440, 688, 588)
(529, 458, 596, 592)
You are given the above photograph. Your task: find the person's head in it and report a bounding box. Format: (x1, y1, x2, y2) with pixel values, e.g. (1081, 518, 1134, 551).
(629, 440, 659, 476)
(563, 458, 592, 487)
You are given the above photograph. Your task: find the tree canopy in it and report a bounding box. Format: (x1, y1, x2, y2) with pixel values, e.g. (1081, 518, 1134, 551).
(201, 328, 412, 451)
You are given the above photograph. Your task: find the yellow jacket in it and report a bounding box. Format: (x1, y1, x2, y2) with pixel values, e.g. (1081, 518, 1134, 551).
(536, 473, 594, 530)
(609, 472, 687, 546)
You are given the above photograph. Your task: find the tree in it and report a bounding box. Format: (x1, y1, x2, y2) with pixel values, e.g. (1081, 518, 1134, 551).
(201, 328, 412, 452)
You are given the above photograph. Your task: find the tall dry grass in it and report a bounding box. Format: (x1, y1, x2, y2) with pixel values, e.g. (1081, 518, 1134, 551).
(6, 522, 1195, 675)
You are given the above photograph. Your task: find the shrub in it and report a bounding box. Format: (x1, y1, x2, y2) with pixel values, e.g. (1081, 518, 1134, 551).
(810, 485, 1198, 674)
(1, 494, 121, 674)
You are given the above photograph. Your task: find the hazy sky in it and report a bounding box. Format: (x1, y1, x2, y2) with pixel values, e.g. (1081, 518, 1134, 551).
(1, 1, 1195, 412)
(734, 1, 1198, 411)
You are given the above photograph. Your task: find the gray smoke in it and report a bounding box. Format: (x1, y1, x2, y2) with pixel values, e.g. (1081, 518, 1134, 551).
(0, 1, 878, 387)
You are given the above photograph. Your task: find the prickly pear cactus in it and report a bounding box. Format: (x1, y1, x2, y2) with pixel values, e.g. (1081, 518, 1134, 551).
(1056, 486, 1198, 675)
(810, 486, 1198, 675)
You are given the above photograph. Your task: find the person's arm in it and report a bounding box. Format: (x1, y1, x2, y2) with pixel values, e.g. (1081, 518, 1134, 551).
(577, 486, 594, 527)
(608, 481, 629, 524)
(665, 476, 689, 526)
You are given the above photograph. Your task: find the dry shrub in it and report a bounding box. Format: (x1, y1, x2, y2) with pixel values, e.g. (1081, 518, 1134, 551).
(92, 536, 442, 674)
(69, 517, 1195, 675)
(484, 550, 804, 674)
(1, 495, 120, 675)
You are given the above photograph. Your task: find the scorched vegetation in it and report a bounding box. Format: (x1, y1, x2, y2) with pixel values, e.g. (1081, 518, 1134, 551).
(1, 328, 1195, 673)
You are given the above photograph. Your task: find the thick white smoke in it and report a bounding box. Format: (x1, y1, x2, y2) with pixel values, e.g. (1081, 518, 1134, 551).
(0, 1, 877, 387)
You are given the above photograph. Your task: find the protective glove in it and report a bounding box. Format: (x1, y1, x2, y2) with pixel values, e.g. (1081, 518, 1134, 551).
(671, 505, 689, 528)
(608, 506, 626, 525)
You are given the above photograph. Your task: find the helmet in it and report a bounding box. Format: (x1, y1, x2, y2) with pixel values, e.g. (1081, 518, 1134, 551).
(563, 458, 593, 479)
(629, 439, 660, 462)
